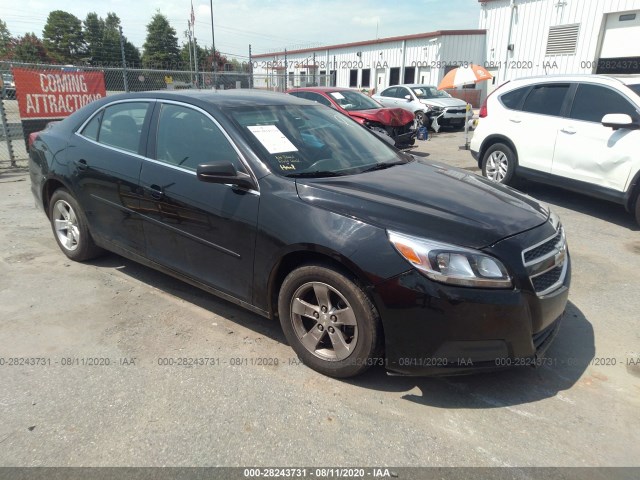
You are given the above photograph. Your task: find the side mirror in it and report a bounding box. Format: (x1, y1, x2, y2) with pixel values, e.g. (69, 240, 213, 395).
(601, 113, 639, 130)
(404, 94, 412, 101)
(196, 161, 255, 189)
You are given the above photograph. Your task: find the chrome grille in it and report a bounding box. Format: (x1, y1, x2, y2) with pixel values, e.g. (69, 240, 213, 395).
(522, 225, 568, 296)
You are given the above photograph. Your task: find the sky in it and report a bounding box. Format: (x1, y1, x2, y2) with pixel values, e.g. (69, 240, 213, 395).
(1, 0, 482, 60)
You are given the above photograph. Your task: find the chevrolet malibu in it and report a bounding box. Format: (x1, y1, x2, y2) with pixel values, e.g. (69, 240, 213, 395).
(29, 90, 570, 378)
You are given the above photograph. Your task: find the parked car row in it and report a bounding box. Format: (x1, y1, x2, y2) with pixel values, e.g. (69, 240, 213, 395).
(29, 89, 570, 378)
(471, 74, 640, 226)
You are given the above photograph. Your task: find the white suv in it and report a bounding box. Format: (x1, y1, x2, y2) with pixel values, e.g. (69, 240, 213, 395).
(470, 75, 640, 226)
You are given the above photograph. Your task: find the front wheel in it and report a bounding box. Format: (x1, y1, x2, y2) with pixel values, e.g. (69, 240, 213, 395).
(482, 142, 517, 185)
(49, 189, 103, 261)
(278, 265, 382, 378)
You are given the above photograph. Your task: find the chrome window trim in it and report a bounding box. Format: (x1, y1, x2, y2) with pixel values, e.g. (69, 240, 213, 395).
(72, 97, 260, 196)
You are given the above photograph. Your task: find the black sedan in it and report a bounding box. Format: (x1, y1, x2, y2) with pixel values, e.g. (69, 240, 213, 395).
(29, 90, 570, 378)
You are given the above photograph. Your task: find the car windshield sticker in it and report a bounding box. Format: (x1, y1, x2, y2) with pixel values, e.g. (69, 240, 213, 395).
(274, 153, 301, 171)
(329, 92, 345, 100)
(247, 125, 298, 154)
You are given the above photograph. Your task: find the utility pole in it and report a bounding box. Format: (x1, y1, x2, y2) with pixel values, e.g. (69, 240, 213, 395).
(193, 36, 199, 87)
(118, 26, 129, 92)
(186, 25, 194, 86)
(249, 44, 253, 89)
(210, 0, 217, 89)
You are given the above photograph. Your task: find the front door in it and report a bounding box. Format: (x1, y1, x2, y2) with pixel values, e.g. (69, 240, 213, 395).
(138, 101, 260, 302)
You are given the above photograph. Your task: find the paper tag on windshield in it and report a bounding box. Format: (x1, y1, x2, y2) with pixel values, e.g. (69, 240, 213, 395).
(247, 125, 298, 154)
(330, 92, 345, 100)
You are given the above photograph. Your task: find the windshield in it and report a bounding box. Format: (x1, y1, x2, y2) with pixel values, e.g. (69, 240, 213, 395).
(328, 90, 382, 111)
(225, 105, 407, 178)
(412, 86, 451, 99)
(627, 83, 640, 97)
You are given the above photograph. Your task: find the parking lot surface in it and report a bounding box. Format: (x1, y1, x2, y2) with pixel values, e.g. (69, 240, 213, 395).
(0, 130, 639, 467)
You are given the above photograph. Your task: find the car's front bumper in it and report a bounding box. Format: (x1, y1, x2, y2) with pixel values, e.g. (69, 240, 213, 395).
(372, 223, 571, 376)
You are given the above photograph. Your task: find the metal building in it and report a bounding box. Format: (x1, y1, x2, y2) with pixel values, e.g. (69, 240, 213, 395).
(479, 0, 640, 95)
(251, 30, 487, 96)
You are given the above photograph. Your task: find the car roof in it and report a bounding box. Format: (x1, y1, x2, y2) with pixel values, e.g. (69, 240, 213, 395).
(104, 89, 312, 108)
(506, 74, 640, 87)
(288, 87, 359, 93)
(388, 84, 437, 89)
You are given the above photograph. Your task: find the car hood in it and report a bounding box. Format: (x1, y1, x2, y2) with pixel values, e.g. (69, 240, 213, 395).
(295, 160, 548, 249)
(421, 97, 467, 108)
(347, 108, 414, 126)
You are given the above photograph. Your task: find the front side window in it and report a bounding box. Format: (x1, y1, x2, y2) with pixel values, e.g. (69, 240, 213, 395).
(570, 84, 638, 123)
(522, 84, 570, 116)
(155, 103, 240, 171)
(97, 102, 149, 153)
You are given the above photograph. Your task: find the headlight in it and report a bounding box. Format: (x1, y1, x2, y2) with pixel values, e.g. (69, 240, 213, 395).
(388, 230, 513, 288)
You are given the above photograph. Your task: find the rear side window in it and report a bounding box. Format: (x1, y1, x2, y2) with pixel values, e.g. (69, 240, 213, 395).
(522, 84, 570, 116)
(81, 111, 102, 141)
(380, 87, 398, 97)
(570, 84, 638, 123)
(499, 87, 529, 110)
(98, 102, 149, 154)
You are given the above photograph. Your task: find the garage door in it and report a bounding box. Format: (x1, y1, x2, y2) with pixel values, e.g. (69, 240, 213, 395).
(597, 10, 640, 74)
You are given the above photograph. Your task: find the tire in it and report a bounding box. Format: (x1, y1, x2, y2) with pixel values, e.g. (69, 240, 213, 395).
(635, 192, 640, 227)
(482, 142, 517, 185)
(277, 265, 382, 378)
(49, 189, 103, 262)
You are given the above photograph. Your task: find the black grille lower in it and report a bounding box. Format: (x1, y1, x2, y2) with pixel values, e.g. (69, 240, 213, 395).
(524, 230, 562, 263)
(531, 266, 563, 293)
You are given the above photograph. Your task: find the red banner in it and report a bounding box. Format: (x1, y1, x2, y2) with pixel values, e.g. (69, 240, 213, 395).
(13, 68, 107, 119)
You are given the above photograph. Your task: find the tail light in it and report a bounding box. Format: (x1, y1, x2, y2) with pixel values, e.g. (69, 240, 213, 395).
(479, 81, 509, 118)
(28, 132, 40, 151)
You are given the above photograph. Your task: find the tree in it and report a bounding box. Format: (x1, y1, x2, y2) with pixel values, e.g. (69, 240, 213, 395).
(83, 12, 141, 67)
(12, 33, 52, 63)
(0, 19, 12, 60)
(142, 12, 180, 68)
(43, 10, 85, 63)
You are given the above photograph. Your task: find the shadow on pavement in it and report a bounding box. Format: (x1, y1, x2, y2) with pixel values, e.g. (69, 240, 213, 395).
(90, 254, 594, 409)
(346, 301, 594, 408)
(514, 180, 638, 231)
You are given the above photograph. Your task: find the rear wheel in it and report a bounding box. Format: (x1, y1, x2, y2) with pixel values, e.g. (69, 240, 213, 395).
(482, 142, 516, 185)
(278, 265, 382, 378)
(49, 189, 103, 261)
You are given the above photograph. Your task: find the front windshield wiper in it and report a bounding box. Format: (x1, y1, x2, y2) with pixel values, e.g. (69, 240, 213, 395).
(285, 170, 344, 178)
(361, 159, 408, 173)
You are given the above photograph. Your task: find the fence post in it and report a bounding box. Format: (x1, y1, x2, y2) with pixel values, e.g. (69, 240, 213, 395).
(0, 93, 16, 167)
(249, 44, 253, 89)
(118, 26, 129, 93)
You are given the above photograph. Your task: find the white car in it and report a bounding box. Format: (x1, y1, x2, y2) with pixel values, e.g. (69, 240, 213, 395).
(470, 74, 640, 226)
(373, 84, 469, 131)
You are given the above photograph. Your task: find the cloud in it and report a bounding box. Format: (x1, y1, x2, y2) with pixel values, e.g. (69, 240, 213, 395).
(352, 15, 381, 27)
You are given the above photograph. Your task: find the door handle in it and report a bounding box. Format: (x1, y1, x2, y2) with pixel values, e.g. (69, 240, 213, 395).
(148, 184, 164, 200)
(77, 159, 88, 171)
(509, 118, 521, 124)
(561, 127, 576, 135)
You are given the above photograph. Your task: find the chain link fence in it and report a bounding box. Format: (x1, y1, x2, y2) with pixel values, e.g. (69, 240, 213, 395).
(252, 73, 335, 92)
(0, 61, 258, 169)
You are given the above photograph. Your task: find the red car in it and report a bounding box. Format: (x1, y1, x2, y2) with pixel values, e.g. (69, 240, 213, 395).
(287, 87, 416, 148)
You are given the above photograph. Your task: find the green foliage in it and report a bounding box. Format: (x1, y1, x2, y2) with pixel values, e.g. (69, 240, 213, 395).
(0, 19, 12, 59)
(42, 10, 85, 63)
(12, 33, 52, 63)
(142, 12, 180, 68)
(83, 12, 141, 67)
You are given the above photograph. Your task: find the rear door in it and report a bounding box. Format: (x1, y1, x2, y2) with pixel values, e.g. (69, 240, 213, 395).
(138, 101, 260, 302)
(504, 83, 571, 173)
(70, 100, 153, 253)
(552, 83, 640, 192)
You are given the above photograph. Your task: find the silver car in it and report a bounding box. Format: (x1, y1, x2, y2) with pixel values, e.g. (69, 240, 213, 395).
(373, 84, 469, 131)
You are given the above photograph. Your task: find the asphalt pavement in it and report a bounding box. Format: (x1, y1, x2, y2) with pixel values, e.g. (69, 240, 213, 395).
(0, 130, 638, 471)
